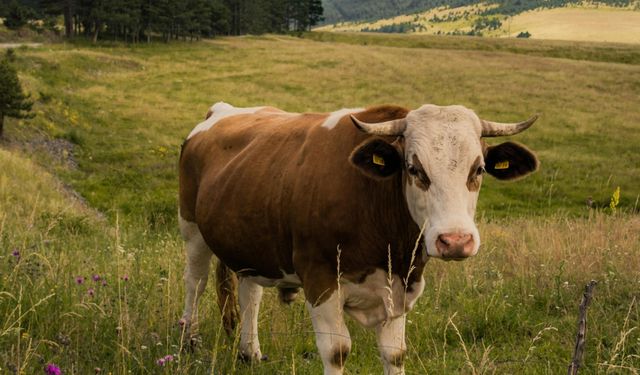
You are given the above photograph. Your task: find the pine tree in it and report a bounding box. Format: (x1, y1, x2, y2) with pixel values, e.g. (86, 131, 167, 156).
(0, 53, 33, 138)
(4, 0, 29, 29)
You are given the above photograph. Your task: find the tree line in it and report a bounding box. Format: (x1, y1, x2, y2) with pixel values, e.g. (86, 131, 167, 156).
(0, 0, 324, 41)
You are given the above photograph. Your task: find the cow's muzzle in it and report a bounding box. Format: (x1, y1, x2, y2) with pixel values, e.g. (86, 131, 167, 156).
(435, 233, 475, 260)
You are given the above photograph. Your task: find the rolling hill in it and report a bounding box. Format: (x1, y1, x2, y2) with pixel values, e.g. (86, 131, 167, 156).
(318, 1, 640, 44)
(321, 0, 638, 24)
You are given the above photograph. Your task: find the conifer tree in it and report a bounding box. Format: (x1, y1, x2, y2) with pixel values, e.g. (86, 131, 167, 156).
(0, 52, 33, 138)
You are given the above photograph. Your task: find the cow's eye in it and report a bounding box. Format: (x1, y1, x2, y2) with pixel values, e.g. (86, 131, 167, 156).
(476, 166, 485, 176)
(407, 165, 418, 175)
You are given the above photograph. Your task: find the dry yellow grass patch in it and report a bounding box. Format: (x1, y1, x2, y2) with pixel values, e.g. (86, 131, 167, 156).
(315, 3, 493, 34)
(506, 7, 640, 44)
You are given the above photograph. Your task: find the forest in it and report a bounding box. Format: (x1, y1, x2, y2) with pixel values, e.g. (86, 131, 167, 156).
(0, 0, 324, 41)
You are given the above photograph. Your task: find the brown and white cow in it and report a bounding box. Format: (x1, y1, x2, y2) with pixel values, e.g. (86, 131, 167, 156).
(178, 102, 538, 374)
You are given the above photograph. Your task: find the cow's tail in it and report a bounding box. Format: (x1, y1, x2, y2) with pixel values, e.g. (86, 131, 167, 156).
(215, 260, 239, 337)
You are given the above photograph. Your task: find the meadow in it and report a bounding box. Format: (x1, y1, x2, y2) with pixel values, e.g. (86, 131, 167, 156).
(316, 3, 640, 44)
(0, 34, 639, 373)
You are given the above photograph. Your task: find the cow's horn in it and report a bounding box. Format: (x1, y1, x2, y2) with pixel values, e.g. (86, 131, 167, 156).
(481, 114, 538, 137)
(350, 115, 407, 136)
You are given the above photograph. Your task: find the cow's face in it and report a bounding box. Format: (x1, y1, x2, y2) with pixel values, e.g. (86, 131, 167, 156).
(350, 104, 538, 260)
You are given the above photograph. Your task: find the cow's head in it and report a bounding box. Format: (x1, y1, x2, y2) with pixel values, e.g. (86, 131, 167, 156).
(349, 105, 538, 260)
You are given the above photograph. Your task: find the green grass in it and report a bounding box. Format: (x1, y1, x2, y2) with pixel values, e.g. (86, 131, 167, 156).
(305, 31, 640, 65)
(0, 34, 639, 373)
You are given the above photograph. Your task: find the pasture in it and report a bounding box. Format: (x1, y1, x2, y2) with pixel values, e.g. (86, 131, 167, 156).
(1, 34, 639, 373)
(316, 3, 640, 44)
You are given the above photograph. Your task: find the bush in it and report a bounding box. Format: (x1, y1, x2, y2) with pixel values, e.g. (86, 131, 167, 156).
(517, 31, 531, 38)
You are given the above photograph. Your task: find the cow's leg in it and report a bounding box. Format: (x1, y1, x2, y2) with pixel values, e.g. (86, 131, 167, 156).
(307, 291, 351, 375)
(179, 217, 213, 337)
(238, 277, 264, 361)
(376, 315, 407, 375)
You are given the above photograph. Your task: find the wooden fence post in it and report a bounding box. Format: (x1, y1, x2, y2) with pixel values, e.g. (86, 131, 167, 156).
(567, 280, 597, 375)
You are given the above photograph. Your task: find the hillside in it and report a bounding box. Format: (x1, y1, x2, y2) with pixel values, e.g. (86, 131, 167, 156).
(0, 35, 639, 373)
(318, 2, 640, 44)
(321, 0, 638, 24)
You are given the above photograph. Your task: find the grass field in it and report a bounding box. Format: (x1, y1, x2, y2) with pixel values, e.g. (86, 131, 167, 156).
(316, 3, 640, 45)
(1, 34, 639, 373)
(507, 7, 640, 43)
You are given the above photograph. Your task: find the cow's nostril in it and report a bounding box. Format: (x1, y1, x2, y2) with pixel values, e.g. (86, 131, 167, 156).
(438, 235, 450, 246)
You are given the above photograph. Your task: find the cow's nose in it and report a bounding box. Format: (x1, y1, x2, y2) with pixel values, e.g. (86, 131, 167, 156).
(436, 233, 475, 260)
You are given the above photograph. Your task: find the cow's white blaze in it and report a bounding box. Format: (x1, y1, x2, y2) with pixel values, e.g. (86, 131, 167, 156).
(321, 108, 364, 130)
(187, 102, 266, 139)
(402, 105, 483, 258)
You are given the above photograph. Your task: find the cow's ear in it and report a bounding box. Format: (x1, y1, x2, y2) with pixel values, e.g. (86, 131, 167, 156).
(485, 141, 538, 180)
(350, 138, 403, 179)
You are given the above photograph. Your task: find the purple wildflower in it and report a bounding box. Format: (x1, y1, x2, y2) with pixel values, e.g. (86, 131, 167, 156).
(92, 274, 101, 282)
(11, 249, 20, 258)
(122, 274, 129, 282)
(87, 288, 95, 297)
(75, 276, 84, 285)
(44, 363, 62, 375)
(101, 280, 107, 287)
(156, 354, 174, 366)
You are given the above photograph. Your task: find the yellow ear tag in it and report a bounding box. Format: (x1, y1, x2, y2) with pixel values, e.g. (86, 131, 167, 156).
(372, 154, 385, 166)
(494, 160, 510, 170)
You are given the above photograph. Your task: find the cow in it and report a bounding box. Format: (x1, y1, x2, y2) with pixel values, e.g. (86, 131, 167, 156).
(178, 101, 538, 375)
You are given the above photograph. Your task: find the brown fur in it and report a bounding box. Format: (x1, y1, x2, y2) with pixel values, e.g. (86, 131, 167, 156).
(410, 154, 430, 191)
(485, 141, 539, 180)
(180, 105, 426, 307)
(467, 156, 483, 192)
(215, 261, 239, 336)
(331, 347, 349, 368)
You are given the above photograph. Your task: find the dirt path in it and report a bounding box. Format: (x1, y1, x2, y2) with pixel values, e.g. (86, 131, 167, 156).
(0, 43, 43, 48)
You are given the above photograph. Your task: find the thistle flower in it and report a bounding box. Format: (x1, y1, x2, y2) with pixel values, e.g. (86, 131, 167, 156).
(11, 249, 20, 258)
(87, 288, 95, 297)
(44, 363, 62, 375)
(122, 274, 129, 282)
(156, 354, 174, 366)
(92, 274, 101, 282)
(75, 276, 84, 285)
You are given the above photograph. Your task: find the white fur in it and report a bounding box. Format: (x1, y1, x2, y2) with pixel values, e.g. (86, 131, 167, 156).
(307, 291, 351, 375)
(342, 269, 424, 328)
(179, 215, 214, 334)
(187, 102, 265, 139)
(238, 277, 264, 360)
(321, 108, 364, 129)
(377, 315, 407, 375)
(402, 105, 484, 258)
(306, 270, 422, 374)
